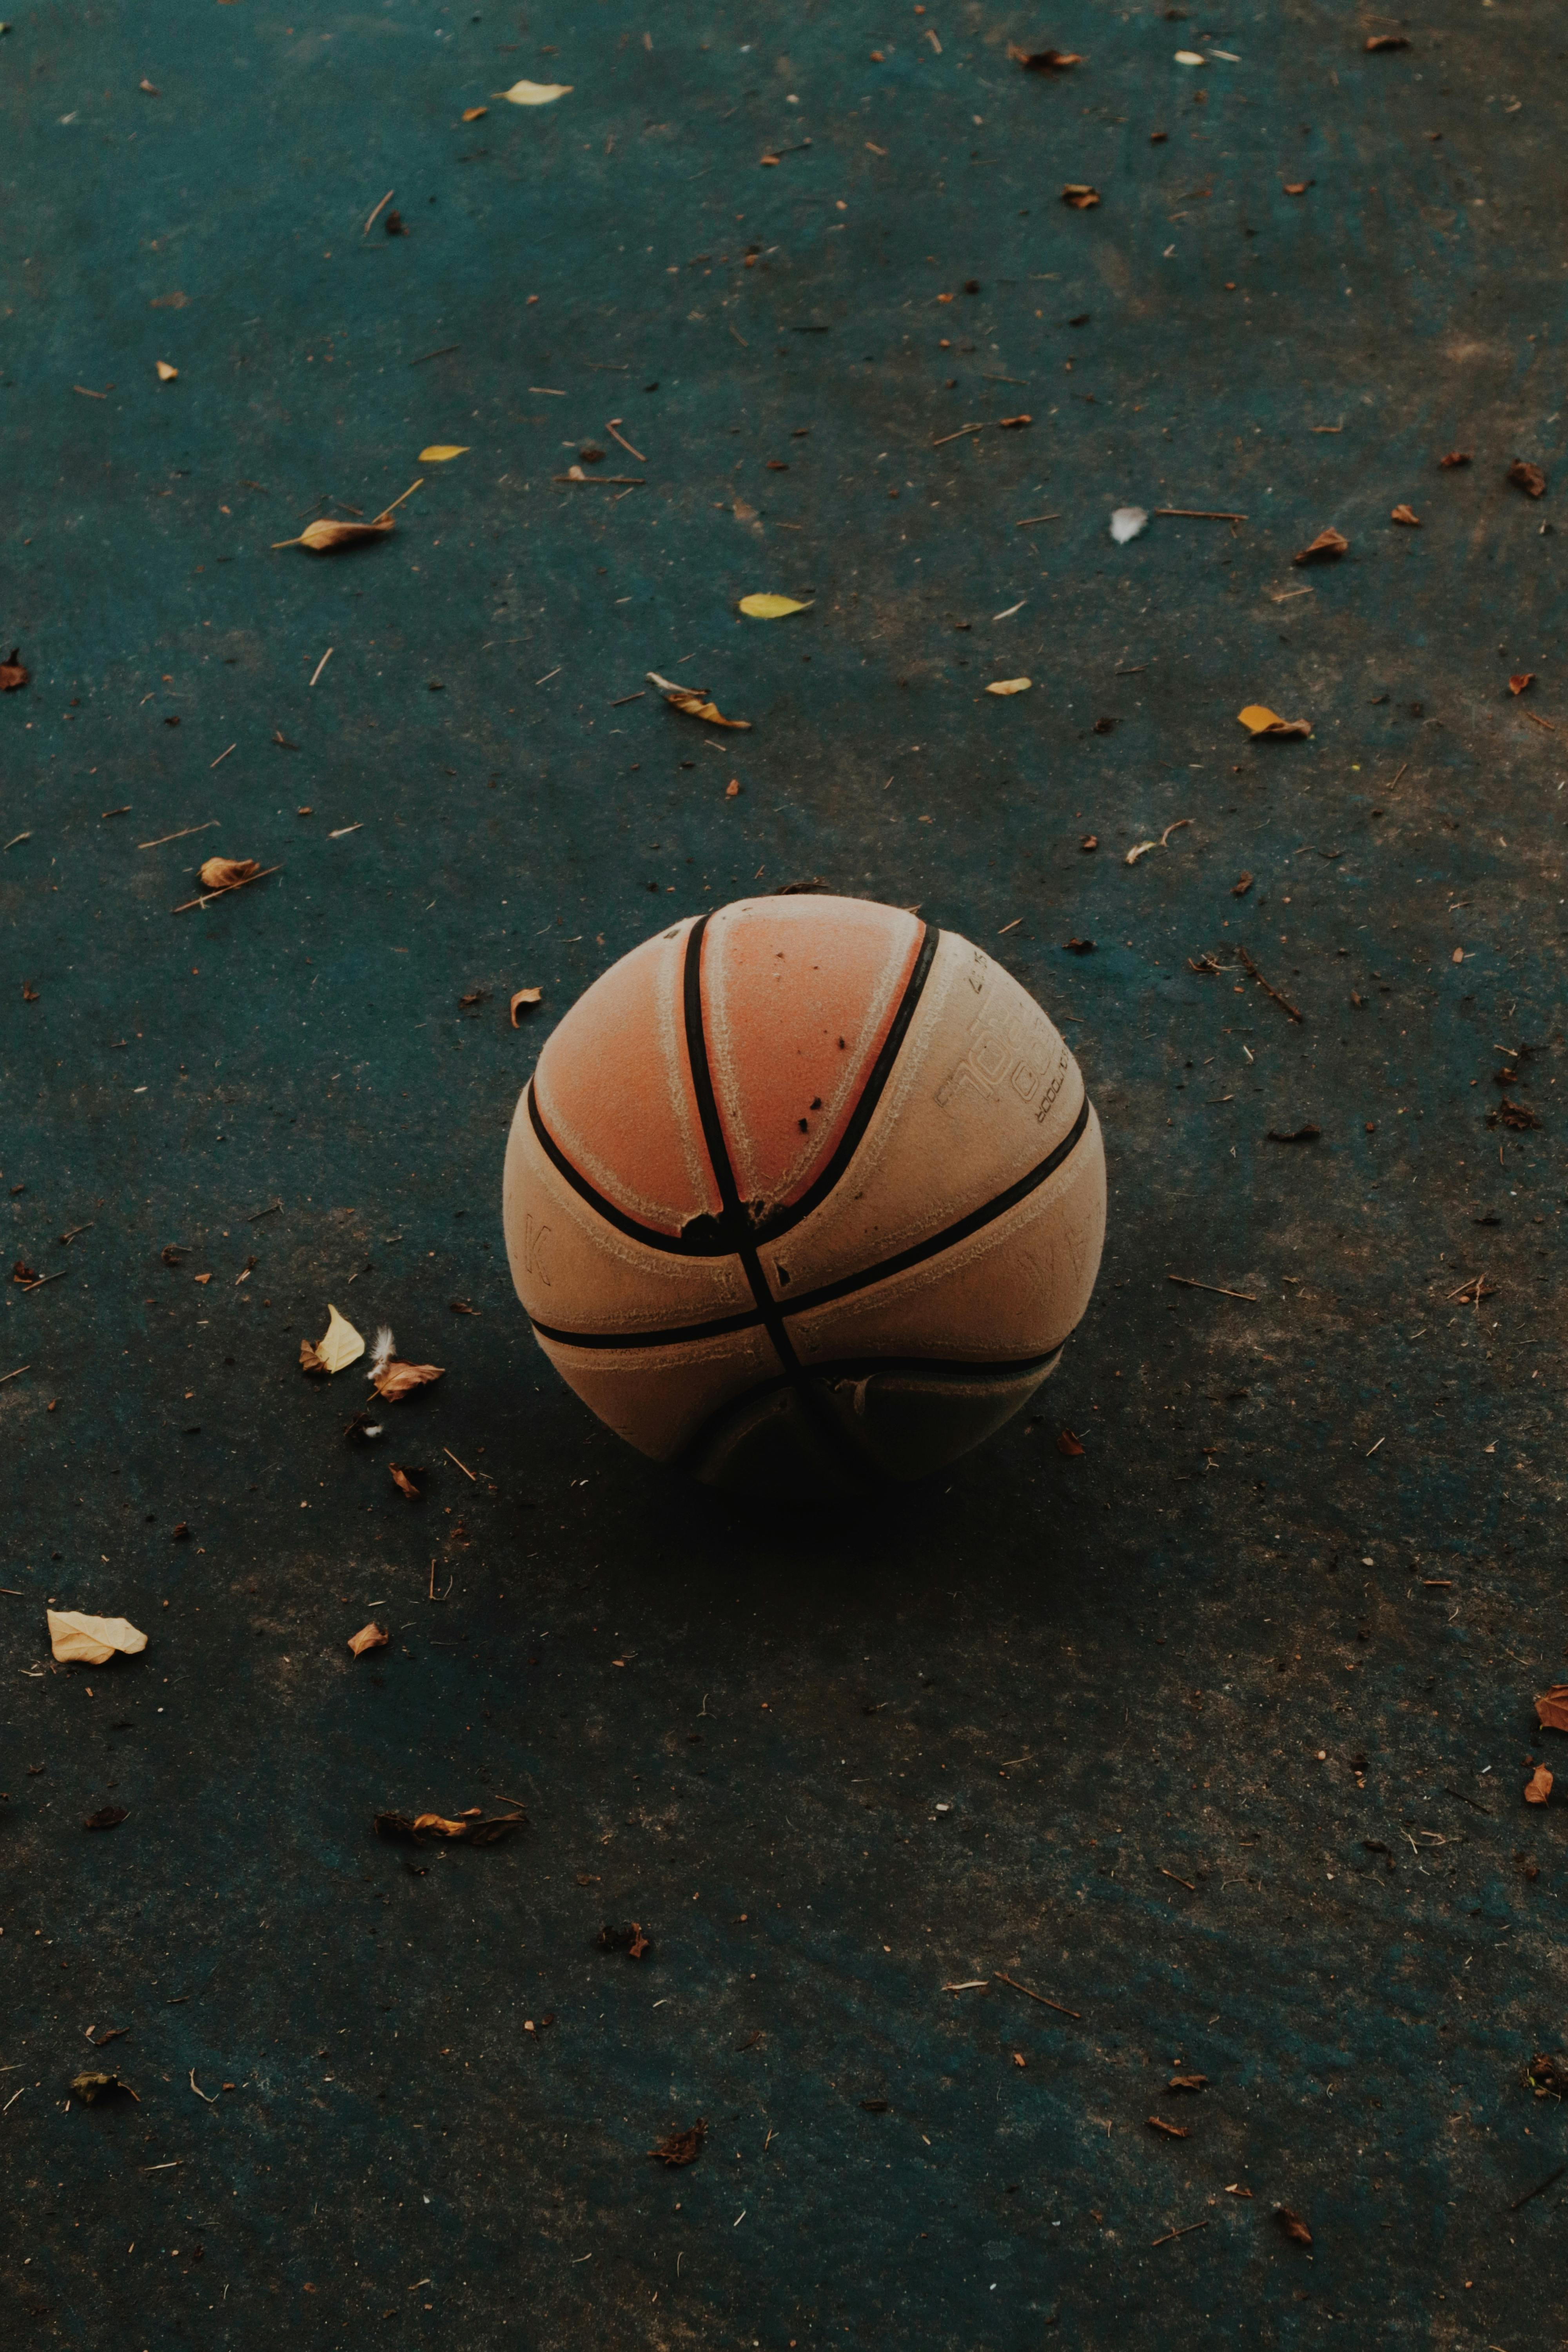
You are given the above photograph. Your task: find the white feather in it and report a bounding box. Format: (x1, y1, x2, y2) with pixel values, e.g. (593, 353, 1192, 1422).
(368, 1324, 395, 1379)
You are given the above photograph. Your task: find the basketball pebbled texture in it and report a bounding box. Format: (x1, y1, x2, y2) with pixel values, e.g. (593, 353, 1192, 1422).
(503, 895, 1105, 1497)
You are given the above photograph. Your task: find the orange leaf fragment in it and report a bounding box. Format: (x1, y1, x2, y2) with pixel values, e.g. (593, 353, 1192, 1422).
(510, 986, 543, 1025)
(647, 670, 751, 729)
(348, 1621, 388, 1657)
(1061, 184, 1100, 209)
(371, 1359, 445, 1403)
(1508, 460, 1547, 499)
(1292, 526, 1348, 565)
(1237, 704, 1312, 739)
(1390, 503, 1421, 527)
(198, 857, 261, 891)
(1525, 1764, 1554, 1805)
(1509, 673, 1535, 697)
(1056, 1429, 1086, 1457)
(1534, 1684, 1568, 1733)
(1276, 2206, 1313, 2245)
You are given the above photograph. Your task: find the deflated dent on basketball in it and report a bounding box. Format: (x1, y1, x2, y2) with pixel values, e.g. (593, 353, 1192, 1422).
(503, 893, 1105, 1496)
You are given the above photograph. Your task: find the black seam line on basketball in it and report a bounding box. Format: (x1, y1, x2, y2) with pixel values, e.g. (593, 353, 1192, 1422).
(530, 1307, 764, 1352)
(750, 921, 938, 1245)
(526, 1082, 731, 1258)
(778, 1093, 1092, 1321)
(682, 915, 877, 1480)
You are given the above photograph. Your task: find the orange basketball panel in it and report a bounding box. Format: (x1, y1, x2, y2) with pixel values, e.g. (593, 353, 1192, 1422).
(700, 896, 923, 1218)
(532, 919, 720, 1239)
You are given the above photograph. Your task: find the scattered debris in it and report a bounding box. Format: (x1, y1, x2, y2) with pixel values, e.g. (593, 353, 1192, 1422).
(648, 2120, 706, 2167)
(47, 1611, 148, 1665)
(986, 677, 1032, 696)
(1236, 943, 1304, 1022)
(647, 670, 751, 729)
(1064, 937, 1095, 954)
(348, 1622, 389, 1657)
(1438, 450, 1472, 468)
(1526, 2053, 1568, 2097)
(1508, 460, 1547, 499)
(1110, 506, 1149, 544)
(1232, 872, 1253, 896)
(1364, 31, 1409, 49)
(1061, 184, 1100, 209)
(1237, 704, 1312, 739)
(1167, 2073, 1208, 2092)
(1146, 2116, 1190, 2140)
(1275, 2206, 1313, 2245)
(998, 414, 1033, 430)
(1292, 526, 1348, 565)
(299, 1304, 365, 1376)
(598, 1921, 653, 1960)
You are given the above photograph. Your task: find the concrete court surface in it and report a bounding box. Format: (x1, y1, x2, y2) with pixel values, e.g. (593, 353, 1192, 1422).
(3, 2, 1567, 2347)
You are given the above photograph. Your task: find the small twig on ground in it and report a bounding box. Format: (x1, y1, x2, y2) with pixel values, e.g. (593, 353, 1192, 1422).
(993, 1971, 1080, 2020)
(1151, 2220, 1210, 2247)
(363, 189, 395, 235)
(172, 865, 282, 915)
(1167, 1275, 1258, 1303)
(1154, 506, 1246, 520)
(1236, 944, 1303, 1022)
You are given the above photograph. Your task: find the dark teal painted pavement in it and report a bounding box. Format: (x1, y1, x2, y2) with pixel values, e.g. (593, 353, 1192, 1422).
(3, 2, 1566, 2344)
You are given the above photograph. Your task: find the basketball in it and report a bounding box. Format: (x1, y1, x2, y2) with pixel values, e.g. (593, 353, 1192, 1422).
(502, 895, 1105, 1495)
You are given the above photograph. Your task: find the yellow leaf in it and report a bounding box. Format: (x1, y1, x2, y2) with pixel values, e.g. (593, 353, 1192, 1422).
(737, 593, 813, 619)
(1237, 704, 1312, 739)
(647, 670, 752, 729)
(986, 677, 1033, 696)
(301, 1303, 365, 1376)
(419, 444, 470, 463)
(47, 1610, 149, 1665)
(494, 78, 572, 104)
(198, 857, 260, 891)
(154, 360, 178, 382)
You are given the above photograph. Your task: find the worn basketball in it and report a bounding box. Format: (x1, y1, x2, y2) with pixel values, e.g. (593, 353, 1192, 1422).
(503, 895, 1105, 1496)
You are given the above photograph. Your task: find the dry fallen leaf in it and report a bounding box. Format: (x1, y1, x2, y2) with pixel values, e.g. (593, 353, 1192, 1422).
(83, 1804, 129, 1830)
(1526, 1764, 1554, 1805)
(1174, 50, 1206, 65)
(371, 1359, 445, 1403)
(1237, 704, 1312, 739)
(47, 1610, 149, 1666)
(647, 670, 751, 728)
(1007, 44, 1082, 69)
(419, 444, 469, 462)
(198, 856, 261, 892)
(0, 649, 27, 691)
(1390, 503, 1421, 526)
(155, 360, 178, 382)
(389, 1463, 423, 1499)
(510, 986, 543, 1025)
(1439, 450, 1472, 468)
(986, 677, 1032, 696)
(494, 78, 571, 104)
(1364, 32, 1409, 49)
(1535, 1686, 1568, 1733)
(737, 593, 813, 618)
(299, 1303, 365, 1376)
(1061, 184, 1100, 209)
(1146, 2116, 1189, 2140)
(599, 1920, 653, 1959)
(997, 413, 1033, 430)
(1282, 180, 1310, 196)
(1232, 871, 1254, 896)
(348, 1621, 389, 1657)
(1509, 673, 1535, 697)
(1292, 526, 1348, 565)
(1509, 460, 1548, 499)
(649, 2119, 706, 2167)
(1056, 1429, 1085, 1457)
(1275, 2206, 1313, 2245)
(1168, 2073, 1208, 2092)
(71, 2070, 138, 2104)
(375, 1807, 526, 1843)
(461, 104, 488, 121)
(274, 481, 421, 553)
(1124, 839, 1158, 865)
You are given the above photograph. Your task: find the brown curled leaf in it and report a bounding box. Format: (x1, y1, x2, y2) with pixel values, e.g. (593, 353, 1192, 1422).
(388, 1463, 423, 1500)
(370, 1359, 445, 1403)
(1061, 183, 1100, 209)
(1276, 2206, 1313, 2244)
(1534, 1685, 1568, 1734)
(648, 2118, 706, 2167)
(647, 670, 752, 729)
(510, 987, 543, 1025)
(198, 857, 261, 892)
(0, 649, 28, 691)
(1508, 460, 1547, 499)
(1292, 526, 1348, 565)
(348, 1621, 389, 1656)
